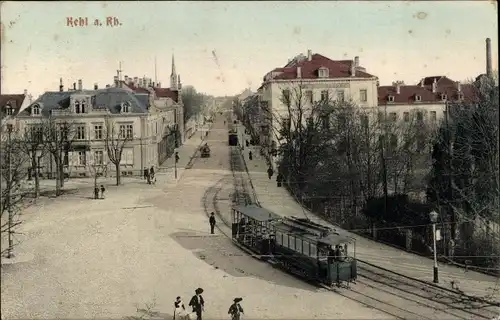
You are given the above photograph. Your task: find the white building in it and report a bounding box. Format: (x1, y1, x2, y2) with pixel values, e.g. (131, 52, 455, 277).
(257, 50, 379, 162)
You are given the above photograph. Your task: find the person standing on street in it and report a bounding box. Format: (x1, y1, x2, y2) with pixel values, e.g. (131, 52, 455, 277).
(144, 167, 149, 180)
(267, 167, 274, 180)
(189, 288, 205, 320)
(248, 150, 253, 161)
(209, 212, 216, 234)
(150, 166, 155, 181)
(100, 185, 106, 199)
(228, 298, 244, 320)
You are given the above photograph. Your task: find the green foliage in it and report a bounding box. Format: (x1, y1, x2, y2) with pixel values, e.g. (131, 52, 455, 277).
(182, 86, 210, 123)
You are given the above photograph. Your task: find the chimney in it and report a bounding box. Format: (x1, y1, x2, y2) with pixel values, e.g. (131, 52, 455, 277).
(106, 84, 111, 88)
(158, 82, 161, 88)
(94, 83, 98, 90)
(432, 78, 437, 93)
(486, 38, 492, 77)
(307, 49, 312, 61)
(59, 78, 64, 92)
(73, 82, 77, 90)
(134, 77, 139, 86)
(125, 75, 129, 82)
(152, 82, 156, 88)
(350, 60, 356, 77)
(297, 66, 302, 78)
(354, 56, 359, 67)
(113, 76, 119, 87)
(78, 79, 82, 91)
(457, 81, 461, 92)
(395, 81, 401, 94)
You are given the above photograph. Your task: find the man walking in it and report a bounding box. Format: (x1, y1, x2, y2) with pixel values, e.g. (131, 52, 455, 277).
(189, 288, 205, 320)
(209, 212, 216, 235)
(267, 167, 274, 180)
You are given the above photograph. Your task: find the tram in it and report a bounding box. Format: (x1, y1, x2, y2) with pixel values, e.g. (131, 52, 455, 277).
(228, 123, 239, 146)
(231, 205, 357, 287)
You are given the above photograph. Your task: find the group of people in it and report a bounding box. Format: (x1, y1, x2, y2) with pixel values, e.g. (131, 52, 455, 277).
(143, 166, 156, 184)
(93, 185, 106, 199)
(266, 167, 284, 187)
(173, 288, 244, 320)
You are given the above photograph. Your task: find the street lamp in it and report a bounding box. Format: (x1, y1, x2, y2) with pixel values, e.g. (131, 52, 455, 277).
(429, 210, 439, 283)
(174, 149, 179, 180)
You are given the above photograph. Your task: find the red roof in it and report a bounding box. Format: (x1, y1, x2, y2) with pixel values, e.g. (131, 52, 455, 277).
(378, 78, 477, 105)
(1, 94, 26, 118)
(122, 81, 180, 103)
(270, 54, 375, 80)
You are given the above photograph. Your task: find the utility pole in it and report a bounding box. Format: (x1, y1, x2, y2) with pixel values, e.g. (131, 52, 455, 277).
(6, 124, 14, 258)
(444, 101, 455, 241)
(381, 105, 389, 217)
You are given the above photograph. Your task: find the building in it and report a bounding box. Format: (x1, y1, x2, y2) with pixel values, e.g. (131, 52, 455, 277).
(257, 50, 379, 164)
(1, 91, 30, 127)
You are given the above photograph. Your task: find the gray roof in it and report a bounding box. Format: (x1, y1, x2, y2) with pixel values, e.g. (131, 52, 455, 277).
(233, 205, 281, 222)
(274, 219, 355, 246)
(20, 87, 148, 116)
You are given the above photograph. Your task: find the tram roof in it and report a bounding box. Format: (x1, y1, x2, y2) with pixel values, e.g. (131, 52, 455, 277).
(274, 221, 355, 246)
(233, 205, 281, 222)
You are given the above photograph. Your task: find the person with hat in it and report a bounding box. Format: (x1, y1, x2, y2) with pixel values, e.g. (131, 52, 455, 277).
(173, 296, 186, 320)
(189, 288, 205, 320)
(228, 297, 244, 320)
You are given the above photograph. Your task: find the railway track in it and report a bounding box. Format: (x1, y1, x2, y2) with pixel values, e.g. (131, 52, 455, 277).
(199, 117, 500, 319)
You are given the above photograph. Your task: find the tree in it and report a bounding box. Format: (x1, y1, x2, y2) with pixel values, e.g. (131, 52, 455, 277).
(0, 123, 29, 258)
(104, 118, 132, 186)
(182, 86, 208, 123)
(16, 124, 47, 198)
(88, 150, 108, 198)
(42, 118, 76, 196)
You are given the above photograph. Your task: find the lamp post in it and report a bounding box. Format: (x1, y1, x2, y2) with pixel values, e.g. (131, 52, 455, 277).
(429, 210, 439, 283)
(174, 149, 179, 180)
(6, 123, 14, 258)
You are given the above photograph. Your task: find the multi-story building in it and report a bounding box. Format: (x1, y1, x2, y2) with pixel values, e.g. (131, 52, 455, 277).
(1, 91, 30, 126)
(257, 50, 379, 163)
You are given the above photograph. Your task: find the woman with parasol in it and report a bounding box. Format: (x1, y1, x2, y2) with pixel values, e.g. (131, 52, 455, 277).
(188, 288, 205, 320)
(228, 297, 244, 320)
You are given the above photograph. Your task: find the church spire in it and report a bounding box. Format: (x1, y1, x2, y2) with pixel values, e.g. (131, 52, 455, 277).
(170, 54, 178, 90)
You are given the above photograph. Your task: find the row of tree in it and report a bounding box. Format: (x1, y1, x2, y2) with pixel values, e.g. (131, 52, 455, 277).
(181, 85, 212, 123)
(261, 80, 498, 272)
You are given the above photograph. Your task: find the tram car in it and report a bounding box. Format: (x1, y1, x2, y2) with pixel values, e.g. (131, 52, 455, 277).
(231, 205, 357, 287)
(200, 144, 210, 158)
(228, 123, 239, 146)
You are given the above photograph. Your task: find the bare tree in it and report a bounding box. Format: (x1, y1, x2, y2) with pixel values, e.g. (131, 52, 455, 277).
(0, 123, 29, 257)
(87, 150, 108, 199)
(16, 124, 47, 198)
(41, 118, 76, 196)
(104, 117, 132, 186)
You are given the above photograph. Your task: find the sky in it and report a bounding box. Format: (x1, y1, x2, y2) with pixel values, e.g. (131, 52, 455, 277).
(1, 1, 498, 98)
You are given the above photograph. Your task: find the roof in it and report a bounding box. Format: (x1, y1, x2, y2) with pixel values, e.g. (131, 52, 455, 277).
(378, 76, 478, 105)
(274, 219, 355, 246)
(233, 205, 281, 222)
(0, 94, 26, 119)
(19, 87, 148, 117)
(270, 53, 375, 80)
(121, 81, 180, 103)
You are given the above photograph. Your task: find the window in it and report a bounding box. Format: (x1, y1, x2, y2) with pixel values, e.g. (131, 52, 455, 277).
(120, 148, 134, 165)
(302, 240, 310, 256)
(6, 104, 13, 115)
(94, 125, 103, 140)
(295, 237, 302, 253)
(29, 126, 43, 143)
(457, 93, 464, 100)
(276, 231, 283, 245)
(361, 115, 369, 129)
(337, 90, 345, 102)
(415, 95, 421, 102)
(416, 112, 423, 121)
(289, 235, 296, 250)
(63, 151, 69, 166)
(389, 112, 397, 122)
(32, 104, 41, 115)
(78, 151, 86, 166)
(441, 94, 447, 101)
(76, 125, 86, 140)
(81, 100, 86, 113)
(75, 101, 81, 113)
(93, 150, 104, 165)
(388, 95, 395, 102)
(403, 112, 410, 122)
(377, 111, 384, 123)
(318, 68, 329, 78)
(390, 134, 398, 149)
(359, 89, 367, 102)
(320, 90, 329, 101)
(430, 111, 437, 121)
(122, 102, 131, 113)
(282, 234, 289, 247)
(119, 124, 133, 139)
(310, 243, 317, 257)
(306, 90, 313, 104)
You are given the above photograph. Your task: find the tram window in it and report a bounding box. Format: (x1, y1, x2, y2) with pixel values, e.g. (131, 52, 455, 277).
(282, 234, 289, 247)
(303, 240, 310, 256)
(310, 243, 317, 257)
(295, 237, 302, 253)
(276, 231, 282, 245)
(289, 235, 296, 250)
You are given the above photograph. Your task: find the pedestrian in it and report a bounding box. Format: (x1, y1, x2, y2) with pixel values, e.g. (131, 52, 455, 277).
(143, 167, 149, 180)
(228, 297, 244, 320)
(100, 185, 106, 199)
(189, 288, 205, 320)
(94, 186, 99, 199)
(248, 151, 252, 161)
(276, 173, 283, 187)
(174, 296, 186, 320)
(448, 238, 455, 261)
(245, 140, 249, 147)
(267, 167, 274, 180)
(150, 166, 155, 180)
(209, 212, 216, 234)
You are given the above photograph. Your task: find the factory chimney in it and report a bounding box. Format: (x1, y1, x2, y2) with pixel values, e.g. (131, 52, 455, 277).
(486, 38, 492, 78)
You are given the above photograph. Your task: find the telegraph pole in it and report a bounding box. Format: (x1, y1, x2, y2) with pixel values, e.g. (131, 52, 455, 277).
(6, 124, 14, 258)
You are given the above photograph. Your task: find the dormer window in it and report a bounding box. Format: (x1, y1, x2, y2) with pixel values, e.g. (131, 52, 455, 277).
(32, 104, 41, 116)
(441, 94, 447, 101)
(388, 95, 395, 102)
(121, 101, 131, 113)
(415, 95, 421, 102)
(75, 100, 81, 113)
(81, 100, 86, 113)
(457, 92, 464, 100)
(318, 67, 329, 78)
(6, 103, 14, 115)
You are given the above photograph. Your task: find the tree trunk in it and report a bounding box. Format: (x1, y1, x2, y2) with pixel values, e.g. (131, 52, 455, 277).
(31, 156, 40, 198)
(55, 158, 62, 196)
(58, 162, 65, 188)
(115, 163, 121, 185)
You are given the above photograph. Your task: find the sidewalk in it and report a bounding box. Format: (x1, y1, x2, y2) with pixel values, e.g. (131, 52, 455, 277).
(238, 131, 499, 301)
